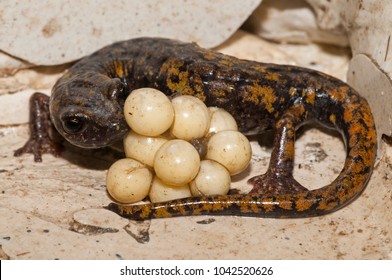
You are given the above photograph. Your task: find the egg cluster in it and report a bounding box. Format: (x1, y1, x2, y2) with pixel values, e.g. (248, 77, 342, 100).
(106, 88, 252, 204)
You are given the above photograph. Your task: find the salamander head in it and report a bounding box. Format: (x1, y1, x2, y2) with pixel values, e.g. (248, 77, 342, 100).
(50, 74, 129, 148)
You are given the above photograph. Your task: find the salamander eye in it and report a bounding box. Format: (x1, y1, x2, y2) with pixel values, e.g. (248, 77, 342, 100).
(62, 115, 87, 134)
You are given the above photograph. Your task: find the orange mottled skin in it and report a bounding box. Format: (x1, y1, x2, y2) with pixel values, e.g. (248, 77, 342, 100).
(15, 38, 377, 220)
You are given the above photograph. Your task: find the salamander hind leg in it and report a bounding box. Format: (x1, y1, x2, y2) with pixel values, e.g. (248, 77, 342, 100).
(248, 106, 308, 195)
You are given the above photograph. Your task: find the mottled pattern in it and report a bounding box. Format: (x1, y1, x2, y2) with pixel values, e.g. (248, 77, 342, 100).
(31, 38, 379, 219)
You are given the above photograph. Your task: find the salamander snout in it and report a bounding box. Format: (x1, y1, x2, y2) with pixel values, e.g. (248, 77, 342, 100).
(50, 75, 129, 149)
(52, 105, 128, 148)
(52, 103, 129, 149)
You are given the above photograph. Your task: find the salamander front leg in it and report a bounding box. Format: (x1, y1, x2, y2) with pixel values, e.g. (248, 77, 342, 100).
(248, 110, 308, 195)
(14, 92, 63, 162)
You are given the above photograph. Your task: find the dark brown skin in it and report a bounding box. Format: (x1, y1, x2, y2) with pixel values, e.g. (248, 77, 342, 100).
(15, 38, 377, 220)
(14, 92, 62, 162)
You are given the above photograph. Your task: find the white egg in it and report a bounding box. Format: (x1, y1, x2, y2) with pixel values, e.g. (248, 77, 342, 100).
(154, 139, 200, 186)
(208, 107, 238, 133)
(206, 130, 252, 175)
(106, 158, 153, 204)
(149, 176, 191, 203)
(123, 131, 169, 167)
(190, 160, 231, 196)
(124, 88, 174, 136)
(171, 95, 210, 140)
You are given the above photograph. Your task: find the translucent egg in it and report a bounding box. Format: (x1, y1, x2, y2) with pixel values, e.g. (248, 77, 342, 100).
(149, 176, 191, 203)
(208, 107, 238, 133)
(106, 158, 152, 204)
(123, 131, 169, 167)
(206, 130, 252, 175)
(124, 88, 174, 136)
(170, 95, 210, 140)
(190, 160, 231, 196)
(154, 139, 200, 186)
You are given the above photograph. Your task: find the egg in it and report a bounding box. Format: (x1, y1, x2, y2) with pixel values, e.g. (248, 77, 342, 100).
(106, 158, 153, 204)
(124, 88, 174, 136)
(154, 139, 200, 186)
(170, 95, 210, 140)
(190, 160, 231, 196)
(206, 130, 252, 175)
(149, 176, 191, 203)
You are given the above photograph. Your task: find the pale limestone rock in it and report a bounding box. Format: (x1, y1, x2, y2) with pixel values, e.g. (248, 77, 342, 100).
(0, 52, 31, 76)
(0, 0, 261, 66)
(347, 55, 392, 158)
(72, 208, 129, 232)
(307, 0, 392, 154)
(244, 0, 349, 46)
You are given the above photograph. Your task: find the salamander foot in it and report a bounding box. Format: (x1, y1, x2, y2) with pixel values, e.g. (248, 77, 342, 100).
(248, 171, 308, 195)
(14, 137, 63, 162)
(13, 92, 63, 162)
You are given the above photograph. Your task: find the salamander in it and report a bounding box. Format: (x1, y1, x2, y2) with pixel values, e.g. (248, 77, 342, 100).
(15, 37, 377, 220)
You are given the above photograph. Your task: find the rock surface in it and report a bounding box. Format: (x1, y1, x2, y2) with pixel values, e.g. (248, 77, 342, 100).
(0, 0, 261, 65)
